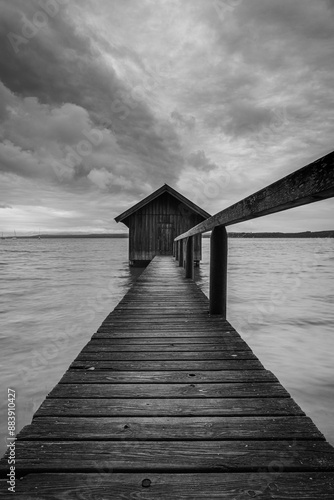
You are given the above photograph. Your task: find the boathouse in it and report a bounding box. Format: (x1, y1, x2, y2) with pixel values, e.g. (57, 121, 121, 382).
(115, 184, 210, 266)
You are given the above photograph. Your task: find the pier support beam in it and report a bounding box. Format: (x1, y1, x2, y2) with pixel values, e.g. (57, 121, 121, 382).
(175, 241, 179, 261)
(178, 240, 183, 267)
(185, 237, 194, 279)
(209, 226, 227, 317)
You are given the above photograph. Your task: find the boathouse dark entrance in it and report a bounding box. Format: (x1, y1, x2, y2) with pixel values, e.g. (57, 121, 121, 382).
(157, 221, 173, 255)
(115, 184, 210, 266)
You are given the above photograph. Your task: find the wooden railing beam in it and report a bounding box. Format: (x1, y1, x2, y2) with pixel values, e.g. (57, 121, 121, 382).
(175, 151, 334, 241)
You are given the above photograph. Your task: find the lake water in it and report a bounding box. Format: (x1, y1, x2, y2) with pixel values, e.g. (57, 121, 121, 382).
(0, 237, 333, 457)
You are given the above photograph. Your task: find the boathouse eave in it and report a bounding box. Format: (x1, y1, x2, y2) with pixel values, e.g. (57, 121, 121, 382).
(114, 184, 211, 225)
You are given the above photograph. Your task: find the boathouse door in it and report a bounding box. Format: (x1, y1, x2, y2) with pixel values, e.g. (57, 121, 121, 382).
(157, 222, 174, 255)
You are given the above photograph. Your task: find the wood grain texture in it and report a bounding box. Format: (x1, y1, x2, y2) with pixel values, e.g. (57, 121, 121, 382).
(48, 382, 289, 399)
(88, 336, 246, 344)
(34, 397, 304, 417)
(18, 416, 324, 441)
(82, 341, 251, 351)
(75, 350, 256, 361)
(2, 440, 334, 473)
(93, 330, 240, 338)
(70, 359, 265, 370)
(59, 369, 279, 384)
(3, 472, 334, 500)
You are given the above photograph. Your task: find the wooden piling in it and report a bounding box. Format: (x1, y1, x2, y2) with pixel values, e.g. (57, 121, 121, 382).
(178, 240, 183, 267)
(209, 226, 228, 316)
(185, 237, 194, 279)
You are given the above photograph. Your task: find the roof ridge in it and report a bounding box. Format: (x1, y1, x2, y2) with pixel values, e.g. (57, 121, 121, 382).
(115, 185, 211, 223)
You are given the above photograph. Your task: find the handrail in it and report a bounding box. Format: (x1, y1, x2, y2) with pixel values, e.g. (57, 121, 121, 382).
(175, 151, 334, 241)
(174, 150, 334, 316)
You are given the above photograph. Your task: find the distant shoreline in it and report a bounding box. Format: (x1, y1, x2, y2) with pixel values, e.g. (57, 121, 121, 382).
(6, 230, 334, 239)
(224, 230, 334, 238)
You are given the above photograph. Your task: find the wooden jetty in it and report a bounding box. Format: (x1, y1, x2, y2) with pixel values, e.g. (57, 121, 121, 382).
(1, 151, 334, 498)
(1, 255, 334, 498)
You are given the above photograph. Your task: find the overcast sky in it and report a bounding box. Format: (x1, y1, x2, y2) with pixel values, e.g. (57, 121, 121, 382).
(0, 0, 333, 235)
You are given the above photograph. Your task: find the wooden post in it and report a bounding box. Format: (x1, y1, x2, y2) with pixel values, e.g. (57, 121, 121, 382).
(184, 240, 187, 267)
(185, 236, 194, 279)
(173, 241, 176, 258)
(178, 240, 183, 267)
(209, 226, 227, 317)
(175, 240, 179, 261)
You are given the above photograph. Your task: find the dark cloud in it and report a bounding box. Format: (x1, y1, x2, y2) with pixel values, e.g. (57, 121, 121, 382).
(187, 150, 217, 172)
(0, 0, 184, 193)
(171, 110, 196, 131)
(0, 0, 333, 233)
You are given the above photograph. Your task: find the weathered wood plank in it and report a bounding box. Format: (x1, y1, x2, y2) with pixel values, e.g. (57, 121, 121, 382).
(115, 304, 209, 308)
(97, 321, 235, 328)
(70, 359, 264, 370)
(59, 370, 278, 384)
(92, 332, 241, 343)
(48, 382, 289, 399)
(2, 440, 334, 473)
(97, 322, 235, 329)
(82, 341, 251, 352)
(88, 336, 245, 345)
(18, 416, 324, 441)
(34, 397, 304, 417)
(4, 472, 334, 499)
(102, 315, 226, 319)
(74, 351, 256, 361)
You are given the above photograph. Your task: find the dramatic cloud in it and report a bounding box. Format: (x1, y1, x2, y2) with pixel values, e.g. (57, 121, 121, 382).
(0, 0, 333, 234)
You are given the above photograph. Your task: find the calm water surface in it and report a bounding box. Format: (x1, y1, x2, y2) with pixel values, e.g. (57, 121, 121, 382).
(0, 237, 333, 456)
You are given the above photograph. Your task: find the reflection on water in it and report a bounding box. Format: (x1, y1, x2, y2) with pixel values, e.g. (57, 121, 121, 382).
(0, 237, 333, 457)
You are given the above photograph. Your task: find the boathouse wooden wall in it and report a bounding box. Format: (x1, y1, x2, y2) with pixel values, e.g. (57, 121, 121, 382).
(124, 192, 203, 264)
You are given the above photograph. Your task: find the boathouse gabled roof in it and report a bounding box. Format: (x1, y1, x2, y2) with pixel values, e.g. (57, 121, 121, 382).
(115, 184, 211, 223)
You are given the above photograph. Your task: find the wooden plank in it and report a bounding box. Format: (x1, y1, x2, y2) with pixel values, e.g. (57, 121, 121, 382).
(5, 472, 334, 499)
(96, 322, 236, 327)
(18, 416, 324, 441)
(88, 336, 245, 345)
(175, 150, 334, 239)
(48, 382, 289, 399)
(59, 369, 279, 384)
(99, 319, 233, 326)
(99, 319, 225, 324)
(34, 397, 304, 417)
(2, 440, 334, 473)
(74, 351, 256, 361)
(95, 328, 237, 333)
(99, 317, 232, 325)
(70, 359, 264, 370)
(93, 331, 244, 339)
(111, 311, 210, 315)
(113, 301, 208, 306)
(82, 341, 251, 352)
